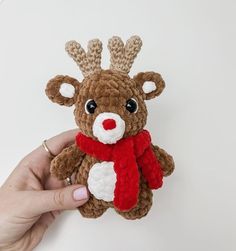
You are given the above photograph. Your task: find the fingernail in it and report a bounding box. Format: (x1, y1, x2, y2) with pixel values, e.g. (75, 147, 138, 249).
(73, 187, 88, 201)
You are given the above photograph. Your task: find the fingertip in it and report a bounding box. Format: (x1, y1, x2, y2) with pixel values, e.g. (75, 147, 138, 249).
(73, 186, 89, 202)
(57, 129, 80, 145)
(28, 184, 89, 215)
(45, 128, 80, 156)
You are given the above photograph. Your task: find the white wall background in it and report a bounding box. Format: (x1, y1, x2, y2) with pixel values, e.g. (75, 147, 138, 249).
(0, 0, 235, 250)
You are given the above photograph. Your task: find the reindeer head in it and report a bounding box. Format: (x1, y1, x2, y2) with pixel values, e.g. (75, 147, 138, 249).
(46, 36, 165, 144)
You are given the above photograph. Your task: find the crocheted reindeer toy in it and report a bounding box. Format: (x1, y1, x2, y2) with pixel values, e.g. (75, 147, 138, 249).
(45, 36, 174, 220)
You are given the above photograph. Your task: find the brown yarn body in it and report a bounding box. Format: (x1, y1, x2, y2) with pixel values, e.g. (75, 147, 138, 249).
(48, 70, 174, 220)
(75, 154, 154, 219)
(77, 155, 155, 219)
(46, 36, 175, 220)
(51, 142, 173, 219)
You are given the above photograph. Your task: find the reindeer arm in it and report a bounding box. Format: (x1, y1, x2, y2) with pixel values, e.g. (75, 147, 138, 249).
(50, 143, 85, 180)
(151, 144, 175, 177)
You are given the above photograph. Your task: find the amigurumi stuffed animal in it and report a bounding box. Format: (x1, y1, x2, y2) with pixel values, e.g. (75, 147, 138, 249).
(45, 35, 174, 220)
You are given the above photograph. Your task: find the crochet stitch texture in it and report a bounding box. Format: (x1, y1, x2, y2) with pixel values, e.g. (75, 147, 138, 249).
(45, 35, 175, 219)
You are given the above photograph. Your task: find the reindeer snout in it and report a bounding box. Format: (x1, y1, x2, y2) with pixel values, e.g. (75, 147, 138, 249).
(102, 119, 116, 130)
(93, 112, 125, 144)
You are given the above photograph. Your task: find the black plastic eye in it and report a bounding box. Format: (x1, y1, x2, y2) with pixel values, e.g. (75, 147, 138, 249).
(85, 99, 97, 114)
(125, 98, 138, 113)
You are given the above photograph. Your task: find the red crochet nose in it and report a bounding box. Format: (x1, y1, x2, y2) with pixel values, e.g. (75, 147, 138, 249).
(102, 119, 116, 130)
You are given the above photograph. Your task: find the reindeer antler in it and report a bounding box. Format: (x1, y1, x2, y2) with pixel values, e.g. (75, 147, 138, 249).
(108, 35, 142, 74)
(65, 39, 102, 77)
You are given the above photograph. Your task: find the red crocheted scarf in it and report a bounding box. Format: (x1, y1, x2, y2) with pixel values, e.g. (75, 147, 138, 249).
(76, 130, 163, 212)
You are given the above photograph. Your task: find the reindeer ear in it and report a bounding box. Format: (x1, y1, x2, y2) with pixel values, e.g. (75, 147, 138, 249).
(45, 75, 80, 106)
(133, 72, 165, 100)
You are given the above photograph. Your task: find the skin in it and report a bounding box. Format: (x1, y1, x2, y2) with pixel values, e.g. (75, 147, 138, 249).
(0, 129, 89, 251)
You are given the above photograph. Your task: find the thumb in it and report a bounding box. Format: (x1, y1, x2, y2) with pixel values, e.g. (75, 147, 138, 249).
(25, 185, 89, 216)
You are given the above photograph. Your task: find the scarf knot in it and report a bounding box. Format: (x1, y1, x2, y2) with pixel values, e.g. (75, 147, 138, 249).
(76, 130, 163, 211)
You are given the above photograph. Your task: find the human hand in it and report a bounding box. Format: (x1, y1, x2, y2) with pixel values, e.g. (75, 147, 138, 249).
(0, 130, 89, 251)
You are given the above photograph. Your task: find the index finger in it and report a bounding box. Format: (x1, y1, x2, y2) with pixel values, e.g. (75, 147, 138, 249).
(3, 129, 79, 190)
(24, 129, 79, 176)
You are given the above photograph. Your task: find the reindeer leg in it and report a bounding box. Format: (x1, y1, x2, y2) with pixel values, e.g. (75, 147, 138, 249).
(78, 196, 109, 218)
(116, 176, 153, 220)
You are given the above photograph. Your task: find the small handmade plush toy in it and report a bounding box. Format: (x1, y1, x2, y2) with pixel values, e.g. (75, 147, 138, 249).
(45, 36, 174, 220)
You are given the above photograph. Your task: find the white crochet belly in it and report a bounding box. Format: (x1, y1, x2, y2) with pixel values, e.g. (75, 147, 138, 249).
(87, 161, 117, 202)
